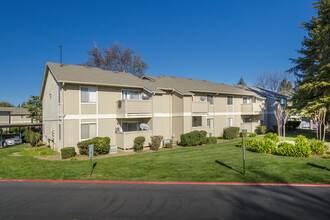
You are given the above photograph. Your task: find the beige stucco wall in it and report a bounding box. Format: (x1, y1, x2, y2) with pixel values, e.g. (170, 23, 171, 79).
(0, 113, 10, 124)
(63, 84, 79, 115)
(11, 115, 31, 124)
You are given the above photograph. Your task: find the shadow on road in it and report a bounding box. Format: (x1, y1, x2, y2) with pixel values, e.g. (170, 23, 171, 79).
(215, 160, 243, 175)
(307, 163, 330, 171)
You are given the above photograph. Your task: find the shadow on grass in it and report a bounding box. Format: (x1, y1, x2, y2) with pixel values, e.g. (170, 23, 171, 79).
(307, 163, 330, 171)
(215, 160, 243, 175)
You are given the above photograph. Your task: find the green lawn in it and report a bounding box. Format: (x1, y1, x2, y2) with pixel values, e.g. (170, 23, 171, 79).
(1, 138, 329, 183)
(282, 129, 330, 142)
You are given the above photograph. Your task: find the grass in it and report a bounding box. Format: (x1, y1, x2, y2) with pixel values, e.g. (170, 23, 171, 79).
(0, 137, 329, 183)
(20, 146, 58, 156)
(281, 129, 330, 142)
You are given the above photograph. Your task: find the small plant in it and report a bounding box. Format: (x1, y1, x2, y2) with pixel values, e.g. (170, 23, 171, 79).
(61, 147, 76, 159)
(223, 127, 240, 139)
(205, 137, 217, 144)
(164, 139, 173, 148)
(257, 126, 266, 134)
(264, 132, 279, 142)
(240, 132, 248, 137)
(134, 136, 145, 152)
(249, 132, 257, 137)
(23, 129, 41, 147)
(150, 135, 163, 151)
(70, 156, 78, 161)
(309, 139, 327, 155)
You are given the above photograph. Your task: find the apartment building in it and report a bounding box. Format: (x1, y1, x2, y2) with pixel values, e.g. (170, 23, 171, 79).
(41, 62, 270, 152)
(0, 107, 31, 125)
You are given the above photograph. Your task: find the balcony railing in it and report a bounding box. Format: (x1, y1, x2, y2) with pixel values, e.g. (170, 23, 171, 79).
(116, 130, 152, 150)
(117, 100, 152, 118)
(240, 122, 260, 133)
(241, 103, 263, 115)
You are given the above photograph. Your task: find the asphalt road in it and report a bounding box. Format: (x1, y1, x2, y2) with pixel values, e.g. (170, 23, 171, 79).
(0, 181, 329, 220)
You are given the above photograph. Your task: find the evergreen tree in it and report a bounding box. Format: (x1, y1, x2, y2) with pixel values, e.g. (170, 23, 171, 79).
(0, 101, 14, 107)
(237, 77, 246, 86)
(289, 0, 330, 113)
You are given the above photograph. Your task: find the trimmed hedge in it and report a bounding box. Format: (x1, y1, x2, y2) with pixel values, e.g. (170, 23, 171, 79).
(249, 132, 257, 137)
(257, 126, 266, 134)
(134, 136, 145, 151)
(61, 147, 76, 159)
(180, 130, 207, 146)
(150, 136, 163, 151)
(77, 137, 110, 155)
(310, 139, 327, 155)
(223, 127, 240, 139)
(264, 133, 279, 142)
(205, 137, 217, 144)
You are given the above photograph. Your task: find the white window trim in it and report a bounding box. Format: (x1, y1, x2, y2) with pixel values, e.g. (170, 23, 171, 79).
(207, 118, 214, 129)
(80, 86, 98, 104)
(79, 122, 98, 141)
(243, 97, 252, 104)
(227, 96, 233, 105)
(121, 89, 141, 100)
(227, 117, 233, 127)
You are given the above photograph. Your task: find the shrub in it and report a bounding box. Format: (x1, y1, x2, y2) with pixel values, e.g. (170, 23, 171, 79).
(249, 132, 257, 137)
(77, 137, 110, 155)
(237, 137, 256, 148)
(23, 129, 32, 144)
(164, 139, 173, 148)
(264, 132, 279, 142)
(240, 132, 248, 137)
(150, 135, 163, 151)
(205, 137, 217, 144)
(61, 147, 76, 159)
(180, 131, 206, 146)
(223, 127, 240, 139)
(277, 141, 311, 158)
(309, 139, 327, 155)
(295, 135, 308, 145)
(134, 136, 145, 151)
(23, 129, 41, 147)
(257, 126, 266, 134)
(9, 127, 19, 134)
(286, 121, 301, 131)
(238, 138, 276, 154)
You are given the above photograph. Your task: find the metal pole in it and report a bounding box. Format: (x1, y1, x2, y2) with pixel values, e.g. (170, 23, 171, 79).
(59, 46, 63, 67)
(242, 135, 245, 175)
(90, 157, 92, 178)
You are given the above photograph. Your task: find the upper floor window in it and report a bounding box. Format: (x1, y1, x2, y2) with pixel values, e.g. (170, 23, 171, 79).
(122, 90, 140, 100)
(81, 123, 96, 140)
(227, 96, 233, 105)
(58, 84, 61, 104)
(243, 97, 251, 104)
(81, 87, 97, 103)
(207, 95, 214, 105)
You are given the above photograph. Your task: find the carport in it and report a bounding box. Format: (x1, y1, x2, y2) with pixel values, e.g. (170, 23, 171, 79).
(0, 123, 42, 139)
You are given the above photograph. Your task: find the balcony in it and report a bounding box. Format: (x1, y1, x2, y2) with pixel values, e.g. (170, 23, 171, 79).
(116, 130, 152, 150)
(192, 102, 208, 113)
(241, 103, 263, 115)
(117, 100, 152, 118)
(240, 122, 261, 133)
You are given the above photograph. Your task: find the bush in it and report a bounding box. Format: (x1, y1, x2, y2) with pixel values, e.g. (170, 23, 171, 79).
(295, 135, 308, 145)
(240, 132, 248, 137)
(205, 137, 217, 144)
(9, 127, 19, 134)
(277, 141, 311, 158)
(164, 139, 173, 148)
(134, 136, 145, 151)
(23, 129, 41, 147)
(150, 135, 163, 151)
(286, 121, 301, 131)
(223, 127, 240, 139)
(61, 147, 76, 159)
(249, 132, 257, 137)
(257, 126, 266, 134)
(77, 137, 110, 155)
(264, 133, 279, 142)
(180, 131, 207, 146)
(238, 138, 276, 154)
(309, 139, 327, 155)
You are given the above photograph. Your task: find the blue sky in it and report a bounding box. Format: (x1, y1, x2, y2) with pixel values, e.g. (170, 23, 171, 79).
(0, 0, 315, 106)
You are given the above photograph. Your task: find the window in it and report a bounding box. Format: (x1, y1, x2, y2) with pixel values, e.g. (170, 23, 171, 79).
(122, 122, 139, 132)
(207, 95, 214, 105)
(243, 118, 252, 123)
(192, 116, 202, 127)
(227, 96, 233, 105)
(81, 87, 97, 103)
(243, 97, 251, 104)
(280, 99, 286, 105)
(81, 123, 96, 140)
(58, 84, 61, 104)
(59, 124, 61, 141)
(122, 90, 140, 100)
(227, 118, 233, 127)
(207, 118, 214, 129)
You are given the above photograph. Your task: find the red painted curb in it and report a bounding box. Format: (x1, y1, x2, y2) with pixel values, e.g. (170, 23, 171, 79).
(0, 179, 329, 187)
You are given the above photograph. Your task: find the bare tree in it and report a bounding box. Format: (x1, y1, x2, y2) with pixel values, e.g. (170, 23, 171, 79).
(283, 109, 290, 140)
(255, 72, 291, 93)
(84, 42, 148, 77)
(274, 102, 284, 137)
